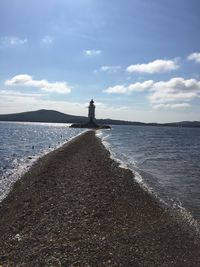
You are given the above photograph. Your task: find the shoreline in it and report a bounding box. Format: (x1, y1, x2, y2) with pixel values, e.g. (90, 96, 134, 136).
(98, 131, 200, 233)
(0, 128, 86, 203)
(0, 130, 200, 266)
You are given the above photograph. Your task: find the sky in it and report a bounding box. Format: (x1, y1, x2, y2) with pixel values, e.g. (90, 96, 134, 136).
(0, 0, 200, 122)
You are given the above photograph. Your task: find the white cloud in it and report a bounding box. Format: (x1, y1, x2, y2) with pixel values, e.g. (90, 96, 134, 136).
(100, 65, 121, 72)
(104, 85, 128, 94)
(187, 52, 200, 63)
(5, 74, 71, 94)
(126, 59, 179, 74)
(0, 90, 44, 113)
(41, 35, 53, 45)
(104, 80, 154, 94)
(149, 91, 196, 104)
(0, 91, 83, 115)
(84, 49, 101, 56)
(153, 103, 191, 109)
(0, 90, 42, 98)
(128, 80, 154, 92)
(149, 78, 200, 104)
(104, 77, 200, 109)
(0, 36, 27, 47)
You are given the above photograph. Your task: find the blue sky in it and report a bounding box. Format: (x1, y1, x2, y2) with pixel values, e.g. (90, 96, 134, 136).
(0, 0, 200, 122)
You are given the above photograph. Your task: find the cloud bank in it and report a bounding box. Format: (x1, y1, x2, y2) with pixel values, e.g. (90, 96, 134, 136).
(104, 80, 154, 94)
(126, 59, 179, 74)
(149, 78, 200, 104)
(153, 103, 191, 109)
(104, 77, 200, 109)
(5, 74, 71, 94)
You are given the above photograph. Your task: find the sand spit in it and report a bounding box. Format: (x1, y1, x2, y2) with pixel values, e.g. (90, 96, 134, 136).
(0, 131, 199, 266)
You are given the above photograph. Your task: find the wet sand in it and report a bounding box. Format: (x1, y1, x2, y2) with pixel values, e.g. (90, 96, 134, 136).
(0, 130, 200, 266)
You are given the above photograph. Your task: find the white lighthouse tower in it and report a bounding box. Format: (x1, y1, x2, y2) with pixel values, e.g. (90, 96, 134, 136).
(70, 99, 110, 128)
(88, 99, 95, 121)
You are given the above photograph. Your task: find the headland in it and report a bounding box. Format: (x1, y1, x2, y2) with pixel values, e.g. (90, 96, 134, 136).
(0, 131, 199, 266)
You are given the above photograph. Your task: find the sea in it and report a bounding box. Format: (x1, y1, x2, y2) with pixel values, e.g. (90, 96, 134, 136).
(97, 125, 200, 227)
(0, 122, 200, 229)
(0, 121, 86, 201)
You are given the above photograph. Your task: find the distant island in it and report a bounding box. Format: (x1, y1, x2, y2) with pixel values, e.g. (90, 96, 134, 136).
(0, 109, 200, 128)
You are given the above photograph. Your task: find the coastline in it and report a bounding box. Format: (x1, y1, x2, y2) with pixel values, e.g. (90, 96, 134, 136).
(0, 125, 86, 203)
(0, 131, 200, 266)
(98, 131, 200, 234)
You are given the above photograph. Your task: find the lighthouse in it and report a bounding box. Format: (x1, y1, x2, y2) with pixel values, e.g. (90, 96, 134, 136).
(70, 99, 110, 129)
(88, 99, 95, 121)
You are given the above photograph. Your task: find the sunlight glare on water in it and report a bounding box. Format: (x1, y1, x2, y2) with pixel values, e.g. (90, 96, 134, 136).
(0, 121, 86, 201)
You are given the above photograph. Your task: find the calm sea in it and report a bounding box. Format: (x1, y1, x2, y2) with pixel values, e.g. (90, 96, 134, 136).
(0, 121, 85, 201)
(97, 125, 200, 224)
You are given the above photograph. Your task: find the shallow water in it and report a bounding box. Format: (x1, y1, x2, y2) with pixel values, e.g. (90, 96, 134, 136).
(97, 125, 200, 222)
(0, 121, 86, 201)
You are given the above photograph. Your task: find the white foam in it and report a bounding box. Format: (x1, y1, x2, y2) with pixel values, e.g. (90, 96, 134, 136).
(96, 131, 149, 189)
(171, 201, 200, 235)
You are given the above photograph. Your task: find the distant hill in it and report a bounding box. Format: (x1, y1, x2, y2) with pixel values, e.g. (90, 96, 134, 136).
(0, 109, 87, 124)
(0, 109, 200, 128)
(0, 109, 145, 125)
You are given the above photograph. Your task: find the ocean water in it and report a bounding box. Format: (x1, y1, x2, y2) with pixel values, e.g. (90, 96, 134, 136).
(0, 121, 86, 201)
(97, 125, 200, 223)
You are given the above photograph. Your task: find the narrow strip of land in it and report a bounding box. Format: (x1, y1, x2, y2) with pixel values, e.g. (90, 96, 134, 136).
(0, 131, 199, 266)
